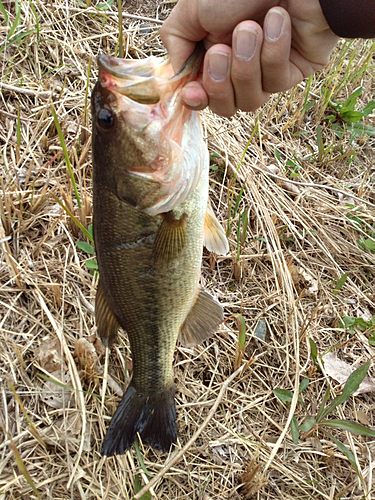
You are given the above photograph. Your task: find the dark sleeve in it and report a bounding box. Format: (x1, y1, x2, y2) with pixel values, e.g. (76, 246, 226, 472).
(319, 0, 375, 38)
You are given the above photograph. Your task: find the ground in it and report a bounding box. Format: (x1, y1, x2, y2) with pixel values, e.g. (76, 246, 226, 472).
(0, 1, 374, 499)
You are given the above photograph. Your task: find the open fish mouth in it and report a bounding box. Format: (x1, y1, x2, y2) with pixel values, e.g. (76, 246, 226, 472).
(97, 43, 204, 105)
(97, 53, 164, 104)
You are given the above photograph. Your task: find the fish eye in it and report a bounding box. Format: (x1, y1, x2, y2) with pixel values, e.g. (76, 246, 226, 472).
(97, 108, 115, 130)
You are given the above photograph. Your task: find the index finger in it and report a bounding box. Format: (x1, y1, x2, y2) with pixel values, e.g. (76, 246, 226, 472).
(160, 1, 207, 72)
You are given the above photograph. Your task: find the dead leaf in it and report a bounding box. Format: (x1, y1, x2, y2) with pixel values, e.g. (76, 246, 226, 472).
(356, 410, 370, 426)
(322, 352, 375, 395)
(290, 265, 318, 296)
(74, 337, 124, 396)
(74, 338, 98, 369)
(34, 336, 64, 372)
(40, 370, 74, 408)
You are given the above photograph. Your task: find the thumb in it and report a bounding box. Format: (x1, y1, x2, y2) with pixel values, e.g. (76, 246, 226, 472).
(160, 1, 207, 72)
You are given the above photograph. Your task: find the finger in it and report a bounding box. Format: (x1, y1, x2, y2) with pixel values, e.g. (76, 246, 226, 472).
(202, 45, 236, 117)
(160, 1, 205, 72)
(181, 81, 209, 111)
(261, 7, 299, 93)
(231, 21, 270, 112)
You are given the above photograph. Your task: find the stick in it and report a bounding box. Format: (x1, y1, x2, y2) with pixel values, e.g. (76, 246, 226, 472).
(251, 164, 375, 209)
(133, 364, 245, 499)
(69, 7, 164, 25)
(0, 82, 58, 99)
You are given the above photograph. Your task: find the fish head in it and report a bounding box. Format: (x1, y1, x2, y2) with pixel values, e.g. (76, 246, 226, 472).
(91, 45, 207, 214)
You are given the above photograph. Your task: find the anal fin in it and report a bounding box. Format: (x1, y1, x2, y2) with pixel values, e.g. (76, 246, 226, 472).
(153, 211, 187, 263)
(179, 287, 224, 347)
(204, 202, 229, 256)
(95, 279, 120, 347)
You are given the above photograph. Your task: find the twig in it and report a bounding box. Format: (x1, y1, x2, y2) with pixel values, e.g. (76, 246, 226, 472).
(133, 364, 245, 499)
(0, 109, 39, 122)
(77, 286, 95, 314)
(0, 82, 59, 99)
(35, 290, 87, 489)
(69, 7, 164, 25)
(101, 347, 109, 409)
(252, 164, 375, 209)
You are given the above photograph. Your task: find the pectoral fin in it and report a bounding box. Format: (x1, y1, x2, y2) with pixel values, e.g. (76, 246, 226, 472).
(95, 280, 120, 347)
(153, 211, 187, 263)
(179, 287, 224, 347)
(204, 203, 229, 256)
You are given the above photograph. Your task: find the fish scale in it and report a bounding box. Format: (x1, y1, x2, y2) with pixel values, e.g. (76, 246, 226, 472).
(92, 43, 229, 455)
(94, 166, 208, 392)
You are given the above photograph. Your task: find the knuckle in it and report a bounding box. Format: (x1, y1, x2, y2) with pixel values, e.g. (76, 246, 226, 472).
(231, 67, 253, 84)
(210, 102, 236, 117)
(236, 99, 258, 113)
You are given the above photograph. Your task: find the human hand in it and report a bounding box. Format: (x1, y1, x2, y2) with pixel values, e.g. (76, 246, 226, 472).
(161, 0, 339, 117)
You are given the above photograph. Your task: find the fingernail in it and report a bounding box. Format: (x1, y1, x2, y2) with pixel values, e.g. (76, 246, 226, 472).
(265, 11, 284, 41)
(235, 28, 257, 61)
(183, 96, 202, 108)
(208, 52, 229, 82)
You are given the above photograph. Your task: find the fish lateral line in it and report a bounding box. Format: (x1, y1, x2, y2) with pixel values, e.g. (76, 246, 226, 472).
(105, 234, 155, 252)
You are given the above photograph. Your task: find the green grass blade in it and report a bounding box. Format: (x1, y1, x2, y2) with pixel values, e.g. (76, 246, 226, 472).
(291, 415, 299, 445)
(16, 106, 21, 162)
(134, 439, 154, 478)
(50, 104, 82, 208)
(273, 389, 293, 403)
(241, 209, 249, 246)
(362, 100, 375, 117)
(134, 475, 151, 499)
(0, 0, 9, 25)
(7, 378, 46, 449)
(233, 184, 245, 219)
(51, 194, 92, 242)
(85, 259, 98, 270)
(342, 86, 362, 111)
(117, 0, 124, 58)
(299, 416, 316, 433)
(320, 419, 375, 437)
(38, 373, 100, 398)
(1, 424, 41, 499)
(299, 378, 309, 393)
(27, 0, 40, 40)
(316, 386, 331, 422)
(322, 429, 359, 475)
(235, 314, 246, 351)
(226, 117, 259, 236)
(1, 29, 38, 54)
(302, 75, 313, 113)
(236, 216, 241, 261)
(7, 0, 21, 40)
(309, 338, 318, 365)
(333, 272, 348, 295)
(76, 241, 95, 254)
(320, 363, 370, 420)
(316, 125, 324, 162)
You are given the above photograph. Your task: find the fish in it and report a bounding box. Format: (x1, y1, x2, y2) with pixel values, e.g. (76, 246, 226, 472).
(91, 44, 229, 456)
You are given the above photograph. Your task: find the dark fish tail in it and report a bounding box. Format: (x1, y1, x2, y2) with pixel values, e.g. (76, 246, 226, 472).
(101, 383, 177, 456)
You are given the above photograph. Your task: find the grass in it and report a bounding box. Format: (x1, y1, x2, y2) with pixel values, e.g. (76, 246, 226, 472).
(0, 1, 374, 499)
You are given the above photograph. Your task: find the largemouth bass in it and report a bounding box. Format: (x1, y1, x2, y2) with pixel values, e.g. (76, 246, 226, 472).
(91, 44, 229, 456)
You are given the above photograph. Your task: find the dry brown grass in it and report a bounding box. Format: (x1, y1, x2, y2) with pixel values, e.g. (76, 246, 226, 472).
(1, 1, 374, 499)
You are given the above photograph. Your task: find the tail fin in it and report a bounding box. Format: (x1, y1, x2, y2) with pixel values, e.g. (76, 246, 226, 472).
(101, 383, 177, 456)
